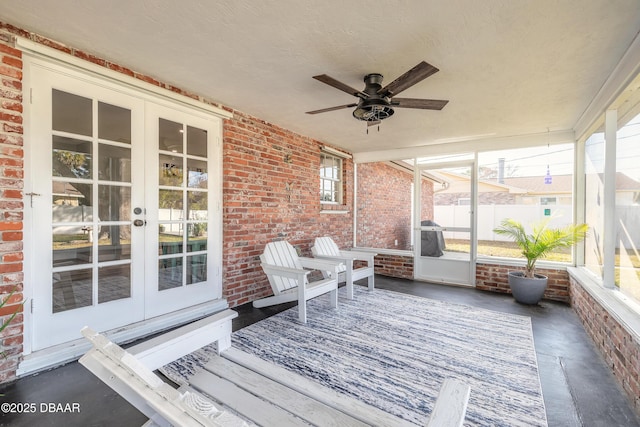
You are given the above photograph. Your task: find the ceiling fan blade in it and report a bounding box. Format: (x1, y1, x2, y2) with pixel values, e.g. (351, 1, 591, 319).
(306, 103, 358, 115)
(367, 120, 381, 127)
(378, 61, 439, 97)
(391, 98, 449, 110)
(313, 75, 368, 99)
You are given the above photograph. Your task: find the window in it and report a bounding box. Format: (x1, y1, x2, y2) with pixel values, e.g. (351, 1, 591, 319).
(616, 111, 640, 300)
(320, 153, 343, 203)
(477, 143, 575, 260)
(584, 125, 605, 280)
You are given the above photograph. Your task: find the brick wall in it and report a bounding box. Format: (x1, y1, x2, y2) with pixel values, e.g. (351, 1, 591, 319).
(356, 162, 433, 250)
(0, 31, 24, 383)
(373, 253, 414, 279)
(570, 277, 640, 412)
(222, 111, 354, 306)
(475, 263, 571, 303)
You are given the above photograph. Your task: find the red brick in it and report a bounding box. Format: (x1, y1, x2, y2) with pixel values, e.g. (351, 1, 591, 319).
(1, 55, 21, 69)
(73, 50, 107, 67)
(3, 122, 22, 133)
(2, 335, 23, 347)
(0, 44, 21, 58)
(32, 34, 72, 54)
(0, 157, 24, 166)
(1, 99, 22, 113)
(0, 302, 22, 317)
(1, 231, 22, 242)
(2, 169, 23, 179)
(0, 263, 22, 274)
(0, 65, 21, 80)
(2, 189, 21, 198)
(0, 222, 21, 231)
(0, 111, 21, 123)
(0, 135, 22, 148)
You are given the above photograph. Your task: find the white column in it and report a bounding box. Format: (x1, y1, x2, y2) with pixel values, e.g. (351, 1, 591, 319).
(603, 109, 617, 289)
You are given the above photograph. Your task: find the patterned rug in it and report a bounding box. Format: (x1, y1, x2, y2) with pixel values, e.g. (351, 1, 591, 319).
(162, 287, 547, 426)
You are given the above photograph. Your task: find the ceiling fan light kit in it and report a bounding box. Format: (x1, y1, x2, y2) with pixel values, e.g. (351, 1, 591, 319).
(307, 61, 449, 126)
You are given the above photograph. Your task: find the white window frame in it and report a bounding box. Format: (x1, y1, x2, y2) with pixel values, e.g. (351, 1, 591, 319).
(320, 152, 344, 204)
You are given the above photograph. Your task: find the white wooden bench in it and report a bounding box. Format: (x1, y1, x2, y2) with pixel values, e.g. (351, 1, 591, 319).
(80, 308, 471, 426)
(78, 309, 249, 427)
(427, 378, 471, 427)
(214, 347, 471, 427)
(311, 236, 377, 299)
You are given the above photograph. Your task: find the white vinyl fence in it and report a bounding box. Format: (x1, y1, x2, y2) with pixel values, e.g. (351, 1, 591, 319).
(434, 204, 574, 241)
(434, 203, 640, 248)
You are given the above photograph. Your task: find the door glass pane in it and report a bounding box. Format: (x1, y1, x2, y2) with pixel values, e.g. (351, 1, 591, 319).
(159, 118, 183, 153)
(188, 158, 207, 188)
(52, 136, 92, 179)
(428, 165, 471, 257)
(188, 191, 207, 220)
(159, 189, 183, 213)
(98, 225, 131, 261)
(98, 185, 131, 221)
(187, 254, 207, 285)
(159, 257, 182, 290)
(159, 226, 183, 255)
(52, 269, 92, 313)
(98, 102, 131, 144)
(52, 226, 92, 267)
(159, 154, 183, 186)
(98, 264, 131, 303)
(52, 182, 92, 222)
(187, 126, 207, 157)
(99, 144, 131, 182)
(52, 89, 92, 136)
(188, 223, 208, 252)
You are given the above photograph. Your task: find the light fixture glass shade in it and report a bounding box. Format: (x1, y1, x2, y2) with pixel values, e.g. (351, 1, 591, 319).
(353, 103, 394, 122)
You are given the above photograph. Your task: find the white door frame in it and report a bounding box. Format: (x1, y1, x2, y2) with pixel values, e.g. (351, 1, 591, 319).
(20, 50, 227, 369)
(413, 158, 477, 286)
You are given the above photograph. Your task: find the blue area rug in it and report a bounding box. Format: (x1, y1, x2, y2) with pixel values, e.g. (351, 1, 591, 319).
(162, 287, 547, 426)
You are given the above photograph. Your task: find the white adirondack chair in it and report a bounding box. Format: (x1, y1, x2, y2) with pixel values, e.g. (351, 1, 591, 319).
(254, 240, 343, 323)
(311, 236, 377, 300)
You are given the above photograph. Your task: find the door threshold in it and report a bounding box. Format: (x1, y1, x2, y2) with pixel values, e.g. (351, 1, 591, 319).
(17, 298, 229, 377)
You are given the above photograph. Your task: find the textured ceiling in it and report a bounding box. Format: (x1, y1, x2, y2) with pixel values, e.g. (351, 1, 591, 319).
(2, 0, 640, 155)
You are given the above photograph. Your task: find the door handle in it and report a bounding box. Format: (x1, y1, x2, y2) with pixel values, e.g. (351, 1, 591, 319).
(133, 219, 146, 227)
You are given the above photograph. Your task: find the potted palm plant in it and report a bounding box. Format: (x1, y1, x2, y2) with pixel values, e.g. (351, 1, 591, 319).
(493, 218, 588, 304)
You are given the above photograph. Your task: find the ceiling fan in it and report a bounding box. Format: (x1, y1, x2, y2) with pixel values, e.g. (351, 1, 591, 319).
(306, 61, 449, 126)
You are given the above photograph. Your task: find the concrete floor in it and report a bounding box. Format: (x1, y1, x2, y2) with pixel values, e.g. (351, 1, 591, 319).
(1, 276, 639, 426)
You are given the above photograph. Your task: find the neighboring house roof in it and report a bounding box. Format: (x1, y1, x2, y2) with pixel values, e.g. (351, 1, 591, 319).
(52, 181, 84, 198)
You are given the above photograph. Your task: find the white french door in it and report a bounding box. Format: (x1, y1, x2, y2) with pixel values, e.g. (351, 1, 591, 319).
(143, 103, 221, 318)
(29, 61, 221, 350)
